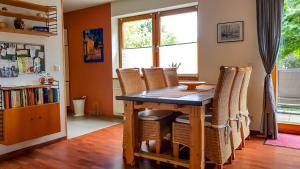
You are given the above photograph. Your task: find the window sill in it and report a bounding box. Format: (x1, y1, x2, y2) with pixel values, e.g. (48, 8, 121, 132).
(113, 74, 199, 80)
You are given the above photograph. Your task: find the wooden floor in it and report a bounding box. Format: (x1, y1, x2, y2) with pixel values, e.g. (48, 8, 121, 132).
(1, 124, 300, 169)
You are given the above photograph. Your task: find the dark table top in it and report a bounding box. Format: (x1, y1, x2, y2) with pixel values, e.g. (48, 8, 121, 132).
(116, 86, 214, 106)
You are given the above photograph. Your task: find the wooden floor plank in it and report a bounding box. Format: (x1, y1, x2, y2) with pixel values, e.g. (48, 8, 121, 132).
(0, 124, 300, 169)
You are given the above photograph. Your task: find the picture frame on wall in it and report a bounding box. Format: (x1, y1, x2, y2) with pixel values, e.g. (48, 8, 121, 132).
(83, 28, 104, 63)
(217, 21, 244, 43)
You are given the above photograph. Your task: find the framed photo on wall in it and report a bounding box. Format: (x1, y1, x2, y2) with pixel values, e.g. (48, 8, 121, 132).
(217, 21, 244, 43)
(83, 28, 104, 63)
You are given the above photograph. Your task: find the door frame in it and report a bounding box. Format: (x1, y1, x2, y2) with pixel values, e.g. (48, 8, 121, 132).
(273, 67, 300, 135)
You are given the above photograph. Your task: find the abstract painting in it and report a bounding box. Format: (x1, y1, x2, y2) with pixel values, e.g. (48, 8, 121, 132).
(83, 28, 104, 63)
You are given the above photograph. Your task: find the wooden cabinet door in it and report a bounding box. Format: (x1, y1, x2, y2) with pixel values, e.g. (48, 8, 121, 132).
(35, 103, 61, 137)
(3, 103, 61, 145)
(4, 108, 36, 144)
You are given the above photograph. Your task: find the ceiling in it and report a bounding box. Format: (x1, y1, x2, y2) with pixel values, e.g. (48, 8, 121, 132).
(63, 0, 115, 13)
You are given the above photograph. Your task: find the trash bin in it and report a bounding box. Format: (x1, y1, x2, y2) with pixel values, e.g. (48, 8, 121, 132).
(73, 96, 86, 117)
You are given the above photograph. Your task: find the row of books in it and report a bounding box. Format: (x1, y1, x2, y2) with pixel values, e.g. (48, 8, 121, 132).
(2, 88, 59, 109)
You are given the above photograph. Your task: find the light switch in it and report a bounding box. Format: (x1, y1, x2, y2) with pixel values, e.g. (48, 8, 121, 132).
(53, 65, 60, 71)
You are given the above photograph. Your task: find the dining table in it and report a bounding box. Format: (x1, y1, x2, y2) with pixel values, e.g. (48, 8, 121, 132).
(116, 86, 214, 169)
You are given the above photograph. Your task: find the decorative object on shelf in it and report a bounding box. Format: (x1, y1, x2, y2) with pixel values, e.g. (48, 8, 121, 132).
(32, 26, 49, 32)
(47, 76, 54, 85)
(83, 28, 104, 63)
(217, 21, 244, 43)
(14, 18, 25, 29)
(0, 22, 8, 29)
(36, 13, 46, 18)
(39, 74, 46, 84)
(1, 7, 7, 11)
(0, 41, 46, 77)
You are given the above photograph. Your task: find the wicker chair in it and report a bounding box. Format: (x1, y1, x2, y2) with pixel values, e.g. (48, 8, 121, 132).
(229, 67, 245, 160)
(142, 68, 167, 90)
(163, 68, 179, 87)
(116, 68, 173, 160)
(239, 66, 252, 147)
(172, 66, 237, 169)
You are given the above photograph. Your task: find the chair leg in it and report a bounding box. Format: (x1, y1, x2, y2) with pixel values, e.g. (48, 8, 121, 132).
(173, 143, 179, 168)
(242, 138, 246, 148)
(156, 140, 161, 164)
(227, 155, 232, 164)
(231, 150, 236, 160)
(238, 143, 243, 150)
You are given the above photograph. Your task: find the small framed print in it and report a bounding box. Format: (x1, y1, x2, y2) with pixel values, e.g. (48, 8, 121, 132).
(217, 21, 244, 43)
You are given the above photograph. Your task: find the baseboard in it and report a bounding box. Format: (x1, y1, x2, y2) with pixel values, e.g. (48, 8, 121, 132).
(250, 130, 261, 136)
(0, 136, 67, 161)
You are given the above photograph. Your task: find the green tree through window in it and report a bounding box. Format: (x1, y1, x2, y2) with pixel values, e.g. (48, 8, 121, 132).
(278, 0, 300, 69)
(123, 19, 176, 49)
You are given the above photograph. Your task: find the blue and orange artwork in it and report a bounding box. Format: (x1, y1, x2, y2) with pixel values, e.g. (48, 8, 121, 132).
(83, 28, 104, 63)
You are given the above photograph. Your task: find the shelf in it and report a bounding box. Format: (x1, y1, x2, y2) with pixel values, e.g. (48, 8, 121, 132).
(5, 102, 59, 110)
(1, 84, 58, 90)
(0, 28, 56, 37)
(0, 0, 56, 12)
(0, 10, 56, 22)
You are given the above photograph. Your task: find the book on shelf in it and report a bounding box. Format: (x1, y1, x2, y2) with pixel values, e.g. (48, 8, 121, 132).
(1, 87, 59, 109)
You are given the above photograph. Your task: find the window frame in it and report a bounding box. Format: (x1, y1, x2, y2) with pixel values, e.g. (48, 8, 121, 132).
(118, 6, 198, 79)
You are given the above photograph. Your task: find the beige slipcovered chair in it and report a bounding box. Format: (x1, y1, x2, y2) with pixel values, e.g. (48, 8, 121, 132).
(172, 66, 237, 169)
(163, 68, 179, 87)
(229, 67, 246, 160)
(116, 68, 173, 159)
(239, 66, 253, 147)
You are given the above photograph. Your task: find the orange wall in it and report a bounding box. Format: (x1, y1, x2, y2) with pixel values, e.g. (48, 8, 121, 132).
(64, 4, 113, 117)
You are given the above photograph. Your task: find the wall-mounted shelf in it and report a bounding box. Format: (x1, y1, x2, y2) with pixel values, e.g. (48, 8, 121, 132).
(0, 0, 56, 12)
(0, 10, 56, 22)
(0, 28, 56, 37)
(0, 0, 58, 36)
(1, 84, 57, 90)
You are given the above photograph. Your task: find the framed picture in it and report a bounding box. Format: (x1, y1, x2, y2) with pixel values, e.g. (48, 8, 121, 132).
(83, 28, 104, 63)
(217, 21, 244, 43)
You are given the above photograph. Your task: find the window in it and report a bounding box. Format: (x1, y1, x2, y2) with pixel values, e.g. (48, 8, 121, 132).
(119, 15, 154, 69)
(119, 7, 198, 76)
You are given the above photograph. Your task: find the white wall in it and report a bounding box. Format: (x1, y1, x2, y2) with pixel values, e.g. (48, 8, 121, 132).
(111, 0, 197, 17)
(198, 0, 265, 131)
(0, 0, 65, 154)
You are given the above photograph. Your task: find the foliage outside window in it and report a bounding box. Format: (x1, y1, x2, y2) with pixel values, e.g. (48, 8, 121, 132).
(278, 0, 300, 69)
(119, 7, 198, 75)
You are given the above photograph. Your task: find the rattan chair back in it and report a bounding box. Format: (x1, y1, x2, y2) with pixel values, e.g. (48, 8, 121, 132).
(163, 68, 179, 87)
(142, 68, 167, 90)
(211, 66, 237, 125)
(116, 68, 145, 95)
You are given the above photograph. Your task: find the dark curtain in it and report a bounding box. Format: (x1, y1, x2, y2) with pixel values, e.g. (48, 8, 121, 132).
(256, 0, 284, 139)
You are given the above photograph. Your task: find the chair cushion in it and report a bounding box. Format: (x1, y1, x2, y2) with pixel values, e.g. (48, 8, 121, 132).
(175, 114, 213, 125)
(138, 109, 173, 121)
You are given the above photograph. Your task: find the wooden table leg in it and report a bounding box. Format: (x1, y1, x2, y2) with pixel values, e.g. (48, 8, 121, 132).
(124, 101, 139, 166)
(189, 105, 205, 169)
